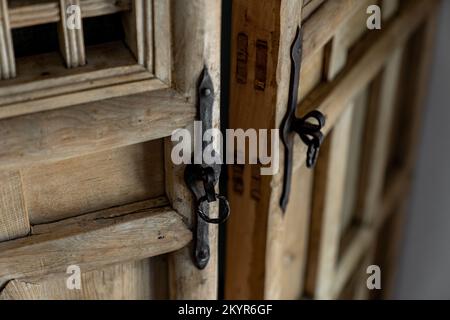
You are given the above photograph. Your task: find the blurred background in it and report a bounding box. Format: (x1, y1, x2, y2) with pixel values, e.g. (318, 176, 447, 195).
(394, 0, 450, 299)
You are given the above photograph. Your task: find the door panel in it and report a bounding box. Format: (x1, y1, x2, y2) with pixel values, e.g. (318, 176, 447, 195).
(0, 0, 221, 300)
(226, 0, 439, 299)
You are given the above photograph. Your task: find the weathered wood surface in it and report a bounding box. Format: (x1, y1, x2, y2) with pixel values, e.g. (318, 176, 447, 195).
(0, 197, 192, 289)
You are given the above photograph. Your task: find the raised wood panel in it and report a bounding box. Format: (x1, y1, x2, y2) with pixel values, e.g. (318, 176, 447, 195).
(22, 140, 165, 224)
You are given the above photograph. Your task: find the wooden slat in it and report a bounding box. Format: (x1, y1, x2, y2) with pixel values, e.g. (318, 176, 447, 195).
(0, 197, 192, 288)
(58, 0, 86, 68)
(22, 140, 165, 224)
(166, 0, 221, 300)
(8, 0, 131, 29)
(0, 88, 195, 171)
(290, 0, 440, 173)
(0, 0, 16, 79)
(0, 170, 30, 242)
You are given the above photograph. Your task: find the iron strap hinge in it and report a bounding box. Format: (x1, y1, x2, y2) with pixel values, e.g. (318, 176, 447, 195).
(184, 67, 230, 270)
(280, 27, 326, 212)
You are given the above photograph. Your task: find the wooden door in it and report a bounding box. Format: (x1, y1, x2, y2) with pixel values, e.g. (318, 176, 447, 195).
(0, 0, 221, 300)
(226, 0, 439, 299)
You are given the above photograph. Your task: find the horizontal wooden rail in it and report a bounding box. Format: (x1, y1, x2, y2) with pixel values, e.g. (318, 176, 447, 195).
(0, 88, 195, 171)
(9, 0, 131, 29)
(289, 0, 439, 174)
(0, 41, 160, 119)
(0, 197, 192, 288)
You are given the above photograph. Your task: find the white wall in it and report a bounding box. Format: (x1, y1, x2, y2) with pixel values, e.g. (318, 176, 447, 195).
(394, 1, 450, 299)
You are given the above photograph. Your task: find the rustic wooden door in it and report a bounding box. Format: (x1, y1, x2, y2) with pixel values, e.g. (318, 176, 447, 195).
(226, 0, 439, 299)
(0, 0, 221, 300)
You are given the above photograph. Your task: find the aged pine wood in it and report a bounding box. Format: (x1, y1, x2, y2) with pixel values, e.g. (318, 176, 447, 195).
(226, 0, 303, 300)
(0, 0, 15, 79)
(0, 259, 161, 300)
(277, 42, 325, 300)
(291, 0, 440, 173)
(0, 170, 30, 242)
(22, 140, 165, 224)
(166, 0, 221, 300)
(0, 88, 194, 171)
(0, 197, 192, 288)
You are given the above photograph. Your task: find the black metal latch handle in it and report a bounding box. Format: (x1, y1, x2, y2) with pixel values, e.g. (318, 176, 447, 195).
(280, 27, 326, 212)
(184, 67, 230, 269)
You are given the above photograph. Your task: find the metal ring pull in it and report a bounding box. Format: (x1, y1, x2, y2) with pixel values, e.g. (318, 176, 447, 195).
(197, 194, 230, 224)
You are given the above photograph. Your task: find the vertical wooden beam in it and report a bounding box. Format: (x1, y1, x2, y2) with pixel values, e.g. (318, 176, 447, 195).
(58, 0, 86, 68)
(166, 0, 221, 300)
(123, 0, 154, 70)
(0, 0, 16, 79)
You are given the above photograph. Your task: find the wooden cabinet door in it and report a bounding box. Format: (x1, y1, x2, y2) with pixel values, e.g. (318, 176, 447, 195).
(226, 0, 439, 299)
(0, 0, 221, 300)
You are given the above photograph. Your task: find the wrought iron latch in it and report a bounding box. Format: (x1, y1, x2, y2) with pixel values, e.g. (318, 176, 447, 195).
(184, 67, 230, 269)
(280, 27, 326, 212)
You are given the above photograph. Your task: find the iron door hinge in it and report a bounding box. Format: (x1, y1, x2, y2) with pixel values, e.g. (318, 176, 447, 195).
(280, 27, 326, 212)
(184, 67, 230, 269)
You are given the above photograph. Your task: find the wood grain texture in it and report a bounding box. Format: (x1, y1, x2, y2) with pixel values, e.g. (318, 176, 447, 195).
(0, 258, 165, 300)
(226, 0, 302, 299)
(0, 88, 195, 171)
(166, 0, 221, 300)
(291, 0, 440, 173)
(0, 170, 30, 242)
(0, 197, 192, 288)
(22, 140, 165, 224)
